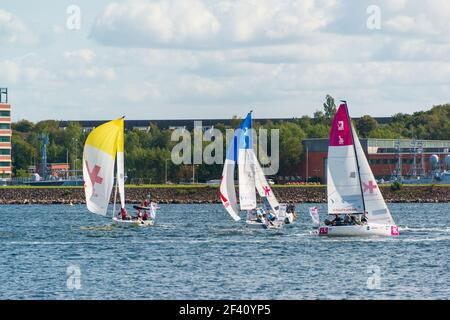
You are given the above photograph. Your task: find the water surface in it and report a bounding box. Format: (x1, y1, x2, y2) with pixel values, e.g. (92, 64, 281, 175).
(0, 203, 448, 299)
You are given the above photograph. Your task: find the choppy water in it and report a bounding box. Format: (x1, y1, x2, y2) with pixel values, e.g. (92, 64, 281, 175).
(0, 203, 449, 299)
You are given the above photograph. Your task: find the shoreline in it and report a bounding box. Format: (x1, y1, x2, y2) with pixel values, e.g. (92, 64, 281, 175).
(0, 185, 449, 204)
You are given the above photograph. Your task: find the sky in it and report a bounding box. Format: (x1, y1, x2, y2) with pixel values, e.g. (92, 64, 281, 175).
(1, 0, 450, 121)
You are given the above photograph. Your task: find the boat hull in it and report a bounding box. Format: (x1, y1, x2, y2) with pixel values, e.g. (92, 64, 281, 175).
(112, 217, 154, 227)
(317, 224, 399, 237)
(282, 212, 297, 224)
(245, 220, 283, 230)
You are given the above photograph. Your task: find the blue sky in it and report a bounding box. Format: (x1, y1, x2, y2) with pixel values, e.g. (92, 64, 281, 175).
(1, 0, 450, 121)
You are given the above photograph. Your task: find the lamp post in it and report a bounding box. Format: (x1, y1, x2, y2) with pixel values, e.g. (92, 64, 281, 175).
(306, 145, 309, 183)
(165, 159, 169, 184)
(72, 138, 78, 177)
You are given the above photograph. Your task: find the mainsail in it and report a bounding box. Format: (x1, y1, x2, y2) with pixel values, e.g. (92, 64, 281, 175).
(327, 104, 365, 214)
(238, 112, 257, 210)
(116, 119, 126, 210)
(83, 117, 125, 215)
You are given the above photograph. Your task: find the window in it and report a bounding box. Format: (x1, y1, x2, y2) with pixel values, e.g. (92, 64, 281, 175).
(0, 161, 10, 167)
(0, 136, 10, 142)
(0, 149, 10, 155)
(0, 123, 10, 129)
(0, 111, 10, 117)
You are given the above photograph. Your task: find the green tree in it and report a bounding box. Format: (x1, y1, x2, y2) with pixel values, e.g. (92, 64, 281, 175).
(12, 119, 34, 132)
(323, 94, 337, 119)
(11, 132, 37, 175)
(356, 115, 379, 138)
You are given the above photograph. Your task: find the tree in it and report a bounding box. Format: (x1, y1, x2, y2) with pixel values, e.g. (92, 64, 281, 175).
(323, 94, 337, 119)
(13, 119, 34, 132)
(11, 132, 37, 176)
(356, 115, 379, 138)
(278, 122, 306, 176)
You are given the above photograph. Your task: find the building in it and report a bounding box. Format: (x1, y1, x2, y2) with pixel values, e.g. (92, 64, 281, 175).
(28, 163, 70, 178)
(0, 88, 11, 179)
(59, 117, 392, 132)
(300, 138, 450, 183)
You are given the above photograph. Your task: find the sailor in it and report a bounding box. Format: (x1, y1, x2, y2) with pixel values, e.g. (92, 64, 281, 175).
(135, 208, 142, 220)
(120, 207, 130, 220)
(267, 211, 276, 222)
(332, 214, 342, 226)
(361, 212, 368, 224)
(137, 194, 151, 219)
(142, 194, 151, 208)
(256, 211, 264, 223)
(343, 214, 351, 225)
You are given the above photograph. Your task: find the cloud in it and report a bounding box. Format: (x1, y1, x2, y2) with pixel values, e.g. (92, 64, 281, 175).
(62, 66, 117, 81)
(91, 0, 338, 48)
(0, 9, 38, 45)
(92, 0, 220, 47)
(64, 49, 96, 63)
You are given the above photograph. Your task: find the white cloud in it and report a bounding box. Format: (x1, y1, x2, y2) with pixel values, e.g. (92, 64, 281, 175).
(91, 0, 338, 48)
(64, 49, 96, 63)
(62, 66, 117, 81)
(0, 9, 38, 45)
(0, 60, 21, 84)
(92, 0, 220, 47)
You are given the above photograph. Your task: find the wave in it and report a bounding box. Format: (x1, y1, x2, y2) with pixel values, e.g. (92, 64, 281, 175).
(79, 225, 116, 231)
(399, 226, 450, 233)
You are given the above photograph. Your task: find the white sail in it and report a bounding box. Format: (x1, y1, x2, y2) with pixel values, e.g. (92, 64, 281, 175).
(237, 112, 257, 211)
(220, 129, 241, 221)
(238, 147, 257, 210)
(253, 150, 280, 213)
(116, 124, 125, 209)
(352, 125, 395, 225)
(327, 104, 364, 214)
(309, 206, 321, 226)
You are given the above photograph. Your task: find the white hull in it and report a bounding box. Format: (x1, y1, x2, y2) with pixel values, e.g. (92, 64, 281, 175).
(112, 217, 154, 227)
(245, 219, 283, 230)
(316, 224, 399, 237)
(282, 212, 296, 224)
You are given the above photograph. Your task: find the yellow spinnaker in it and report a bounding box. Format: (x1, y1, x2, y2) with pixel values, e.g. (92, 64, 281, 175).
(85, 118, 124, 158)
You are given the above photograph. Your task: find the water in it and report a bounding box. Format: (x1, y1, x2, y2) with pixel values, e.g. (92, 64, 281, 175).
(0, 203, 449, 299)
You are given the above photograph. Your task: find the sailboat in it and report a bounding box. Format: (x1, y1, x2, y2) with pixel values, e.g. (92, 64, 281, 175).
(318, 102, 399, 237)
(220, 111, 296, 229)
(82, 117, 153, 227)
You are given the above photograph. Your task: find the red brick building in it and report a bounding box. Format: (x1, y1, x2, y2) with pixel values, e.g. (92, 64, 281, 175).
(300, 138, 450, 183)
(0, 88, 11, 178)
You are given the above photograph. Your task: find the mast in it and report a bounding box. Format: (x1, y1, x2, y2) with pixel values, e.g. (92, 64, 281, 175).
(112, 178, 118, 218)
(342, 101, 366, 213)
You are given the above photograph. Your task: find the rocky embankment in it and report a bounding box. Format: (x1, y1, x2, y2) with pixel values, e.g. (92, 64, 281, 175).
(0, 185, 449, 204)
